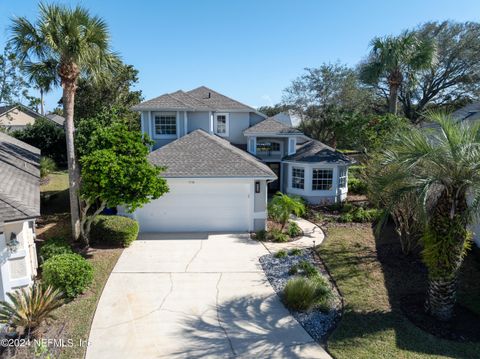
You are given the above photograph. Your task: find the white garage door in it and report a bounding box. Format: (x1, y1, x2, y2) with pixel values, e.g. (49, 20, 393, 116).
(134, 180, 251, 232)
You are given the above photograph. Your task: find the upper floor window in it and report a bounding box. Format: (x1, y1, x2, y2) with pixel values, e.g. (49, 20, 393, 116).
(338, 167, 347, 188)
(154, 112, 177, 137)
(312, 168, 333, 191)
(292, 167, 304, 189)
(214, 113, 229, 136)
(256, 141, 280, 153)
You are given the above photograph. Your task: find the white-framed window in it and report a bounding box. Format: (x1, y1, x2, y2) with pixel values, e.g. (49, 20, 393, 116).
(214, 113, 229, 136)
(312, 168, 333, 191)
(291, 167, 304, 189)
(154, 112, 177, 137)
(256, 141, 281, 153)
(248, 137, 256, 154)
(338, 167, 347, 188)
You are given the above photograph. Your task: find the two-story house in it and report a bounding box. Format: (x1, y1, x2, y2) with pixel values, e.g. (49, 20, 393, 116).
(125, 86, 354, 233)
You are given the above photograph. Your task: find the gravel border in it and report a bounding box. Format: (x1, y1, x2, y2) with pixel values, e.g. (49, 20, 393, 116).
(259, 249, 342, 342)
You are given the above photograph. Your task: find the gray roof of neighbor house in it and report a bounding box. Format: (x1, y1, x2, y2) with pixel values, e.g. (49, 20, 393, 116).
(244, 117, 303, 135)
(132, 86, 262, 113)
(45, 113, 65, 126)
(148, 129, 277, 178)
(451, 102, 480, 122)
(0, 132, 40, 226)
(283, 140, 354, 164)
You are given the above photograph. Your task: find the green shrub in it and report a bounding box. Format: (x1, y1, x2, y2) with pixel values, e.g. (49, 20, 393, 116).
(268, 228, 289, 243)
(338, 213, 353, 223)
(348, 177, 368, 195)
(340, 203, 354, 213)
(40, 157, 56, 179)
(255, 229, 267, 241)
(288, 260, 319, 278)
(274, 250, 288, 258)
(338, 207, 381, 223)
(91, 215, 139, 247)
(42, 253, 94, 299)
(39, 237, 73, 263)
(287, 221, 302, 237)
(283, 276, 332, 311)
(289, 248, 302, 256)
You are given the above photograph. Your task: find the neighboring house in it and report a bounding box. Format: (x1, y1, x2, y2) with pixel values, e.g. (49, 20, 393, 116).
(0, 132, 39, 300)
(128, 86, 354, 233)
(45, 113, 66, 127)
(0, 104, 62, 131)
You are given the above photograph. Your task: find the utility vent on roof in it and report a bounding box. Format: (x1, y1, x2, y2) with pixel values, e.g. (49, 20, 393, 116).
(206, 92, 211, 99)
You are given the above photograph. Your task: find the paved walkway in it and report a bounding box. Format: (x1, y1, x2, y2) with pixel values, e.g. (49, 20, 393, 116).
(86, 232, 330, 359)
(262, 216, 325, 253)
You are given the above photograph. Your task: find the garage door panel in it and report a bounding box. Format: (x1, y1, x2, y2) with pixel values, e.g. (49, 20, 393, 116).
(135, 180, 251, 232)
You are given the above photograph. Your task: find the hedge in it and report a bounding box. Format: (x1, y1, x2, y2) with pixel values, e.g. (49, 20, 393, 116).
(90, 215, 139, 247)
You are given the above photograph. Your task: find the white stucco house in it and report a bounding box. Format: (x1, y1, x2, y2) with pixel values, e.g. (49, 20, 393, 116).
(0, 132, 39, 300)
(125, 86, 354, 233)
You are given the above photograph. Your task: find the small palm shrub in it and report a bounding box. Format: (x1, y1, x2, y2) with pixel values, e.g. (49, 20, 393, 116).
(0, 283, 63, 336)
(274, 250, 288, 258)
(39, 237, 72, 263)
(288, 260, 319, 277)
(287, 221, 302, 237)
(283, 276, 332, 311)
(42, 253, 93, 299)
(268, 192, 305, 229)
(39, 157, 56, 179)
(91, 215, 139, 247)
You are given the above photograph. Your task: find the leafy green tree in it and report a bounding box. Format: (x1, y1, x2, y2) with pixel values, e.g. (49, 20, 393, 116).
(0, 43, 30, 106)
(360, 31, 435, 115)
(369, 113, 480, 321)
(73, 63, 142, 127)
(283, 63, 374, 147)
(268, 192, 305, 230)
(10, 3, 120, 240)
(12, 118, 66, 165)
(257, 104, 292, 117)
(399, 21, 480, 121)
(79, 122, 169, 246)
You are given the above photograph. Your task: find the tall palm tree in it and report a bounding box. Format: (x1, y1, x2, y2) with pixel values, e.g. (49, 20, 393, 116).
(24, 60, 58, 115)
(369, 113, 480, 321)
(10, 3, 119, 240)
(360, 31, 435, 115)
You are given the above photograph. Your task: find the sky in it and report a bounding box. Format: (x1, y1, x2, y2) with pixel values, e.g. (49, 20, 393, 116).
(1, 0, 480, 112)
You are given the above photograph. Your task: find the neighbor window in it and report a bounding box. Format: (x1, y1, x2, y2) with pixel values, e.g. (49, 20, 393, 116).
(291, 167, 304, 189)
(154, 112, 177, 136)
(256, 142, 280, 152)
(312, 168, 333, 191)
(338, 167, 347, 188)
(215, 113, 229, 135)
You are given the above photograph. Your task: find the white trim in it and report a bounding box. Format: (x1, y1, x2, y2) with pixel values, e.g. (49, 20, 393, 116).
(209, 111, 214, 134)
(148, 111, 153, 139)
(248, 137, 256, 155)
(151, 111, 178, 140)
(288, 137, 297, 155)
(184, 111, 188, 136)
(176, 111, 180, 139)
(214, 112, 230, 137)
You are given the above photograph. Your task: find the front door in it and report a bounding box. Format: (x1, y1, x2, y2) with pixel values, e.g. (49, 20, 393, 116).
(267, 163, 281, 193)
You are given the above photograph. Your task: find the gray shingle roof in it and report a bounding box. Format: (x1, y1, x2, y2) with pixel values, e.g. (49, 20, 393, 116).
(283, 140, 354, 164)
(244, 117, 303, 135)
(45, 113, 65, 126)
(148, 129, 277, 178)
(0, 132, 40, 225)
(132, 86, 258, 112)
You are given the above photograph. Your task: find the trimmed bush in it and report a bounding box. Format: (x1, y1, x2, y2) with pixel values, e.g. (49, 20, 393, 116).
(283, 276, 332, 311)
(39, 237, 73, 263)
(91, 215, 139, 247)
(287, 221, 302, 237)
(42, 253, 94, 299)
(289, 248, 302, 256)
(274, 250, 288, 258)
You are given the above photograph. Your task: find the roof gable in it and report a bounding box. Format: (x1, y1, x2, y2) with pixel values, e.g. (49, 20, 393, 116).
(148, 129, 276, 178)
(0, 132, 40, 224)
(283, 140, 354, 164)
(244, 117, 303, 135)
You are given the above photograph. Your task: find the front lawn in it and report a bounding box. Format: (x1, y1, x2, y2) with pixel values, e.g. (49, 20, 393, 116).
(318, 224, 480, 359)
(40, 170, 70, 215)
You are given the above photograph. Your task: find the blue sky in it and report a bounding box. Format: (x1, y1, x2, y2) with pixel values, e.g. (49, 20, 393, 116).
(1, 0, 480, 112)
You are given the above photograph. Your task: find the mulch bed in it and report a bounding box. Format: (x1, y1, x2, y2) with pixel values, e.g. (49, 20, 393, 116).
(401, 294, 480, 343)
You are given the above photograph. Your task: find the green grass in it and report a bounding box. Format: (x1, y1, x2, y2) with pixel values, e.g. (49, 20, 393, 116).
(41, 171, 69, 214)
(318, 225, 480, 359)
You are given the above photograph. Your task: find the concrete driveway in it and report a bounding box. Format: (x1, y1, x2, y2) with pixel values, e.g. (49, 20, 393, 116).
(86, 233, 330, 359)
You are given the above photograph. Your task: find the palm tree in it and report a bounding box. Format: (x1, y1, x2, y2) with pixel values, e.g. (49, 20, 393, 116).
(10, 3, 119, 240)
(24, 60, 58, 115)
(360, 31, 435, 115)
(370, 113, 480, 321)
(268, 192, 305, 230)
